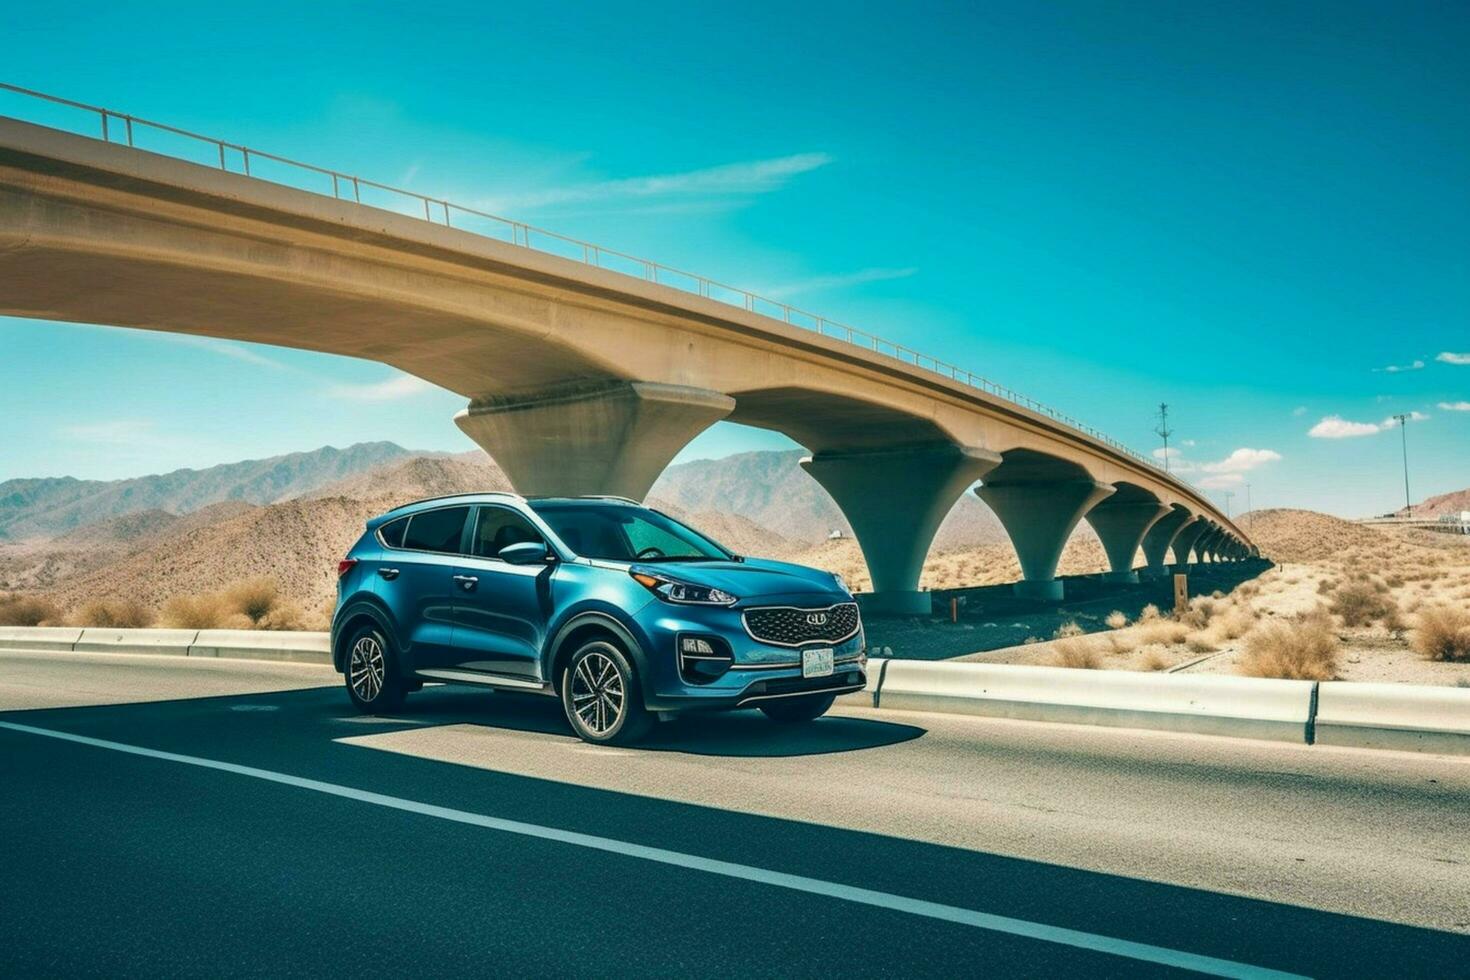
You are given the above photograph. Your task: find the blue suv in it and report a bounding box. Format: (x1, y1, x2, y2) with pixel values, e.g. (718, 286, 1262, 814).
(331, 493, 867, 744)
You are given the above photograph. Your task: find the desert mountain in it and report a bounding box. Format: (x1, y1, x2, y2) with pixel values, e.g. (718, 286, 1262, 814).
(0, 441, 418, 541)
(1395, 487, 1470, 520)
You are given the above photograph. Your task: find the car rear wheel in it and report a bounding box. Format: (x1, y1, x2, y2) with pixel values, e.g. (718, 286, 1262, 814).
(759, 692, 835, 724)
(344, 625, 406, 713)
(560, 639, 652, 745)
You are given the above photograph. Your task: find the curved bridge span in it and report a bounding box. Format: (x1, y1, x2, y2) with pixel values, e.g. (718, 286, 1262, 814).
(0, 98, 1252, 611)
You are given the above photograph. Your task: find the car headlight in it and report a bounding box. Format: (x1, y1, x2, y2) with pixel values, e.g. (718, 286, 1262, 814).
(833, 572, 852, 595)
(631, 571, 738, 606)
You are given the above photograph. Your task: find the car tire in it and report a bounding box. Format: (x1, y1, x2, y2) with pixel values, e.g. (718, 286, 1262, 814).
(560, 639, 652, 745)
(759, 692, 836, 724)
(344, 624, 406, 713)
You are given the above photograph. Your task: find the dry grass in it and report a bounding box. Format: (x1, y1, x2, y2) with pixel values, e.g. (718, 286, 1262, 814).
(160, 593, 235, 630)
(1238, 610, 1339, 681)
(1141, 647, 1170, 671)
(70, 599, 154, 629)
(1105, 610, 1129, 630)
(1328, 576, 1400, 628)
(1054, 620, 1084, 639)
(0, 593, 62, 627)
(158, 577, 307, 631)
(1052, 637, 1101, 670)
(1411, 606, 1470, 663)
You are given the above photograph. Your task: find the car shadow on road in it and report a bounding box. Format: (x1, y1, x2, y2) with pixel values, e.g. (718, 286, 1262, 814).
(358, 684, 927, 758)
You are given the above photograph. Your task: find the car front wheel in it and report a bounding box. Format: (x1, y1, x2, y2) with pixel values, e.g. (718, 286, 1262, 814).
(560, 639, 652, 745)
(759, 692, 835, 724)
(344, 625, 406, 713)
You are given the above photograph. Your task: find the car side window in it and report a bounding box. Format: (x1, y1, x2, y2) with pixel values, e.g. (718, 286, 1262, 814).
(378, 516, 409, 549)
(472, 506, 544, 559)
(402, 506, 470, 554)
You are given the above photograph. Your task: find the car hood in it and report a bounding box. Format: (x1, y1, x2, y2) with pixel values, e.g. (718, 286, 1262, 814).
(629, 556, 849, 603)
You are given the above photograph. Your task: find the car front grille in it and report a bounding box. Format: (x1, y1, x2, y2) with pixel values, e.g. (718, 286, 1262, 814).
(742, 602, 861, 647)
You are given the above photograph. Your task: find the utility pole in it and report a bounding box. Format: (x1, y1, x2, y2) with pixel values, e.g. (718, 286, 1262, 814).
(1221, 489, 1235, 519)
(1244, 483, 1252, 531)
(1154, 403, 1173, 473)
(1392, 413, 1412, 516)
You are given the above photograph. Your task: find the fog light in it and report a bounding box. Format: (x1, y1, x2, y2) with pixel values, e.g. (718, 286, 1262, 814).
(681, 637, 715, 655)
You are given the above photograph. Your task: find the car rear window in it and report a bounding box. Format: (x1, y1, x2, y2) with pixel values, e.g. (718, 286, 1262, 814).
(402, 507, 469, 553)
(378, 516, 409, 549)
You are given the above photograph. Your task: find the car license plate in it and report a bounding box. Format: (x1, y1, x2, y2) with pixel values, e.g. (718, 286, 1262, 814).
(802, 648, 834, 678)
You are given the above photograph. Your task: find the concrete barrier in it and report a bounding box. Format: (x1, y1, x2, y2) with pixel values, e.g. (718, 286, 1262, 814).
(0, 626, 82, 652)
(876, 659, 1315, 742)
(838, 657, 887, 707)
(72, 628, 199, 657)
(189, 630, 332, 665)
(1315, 682, 1470, 756)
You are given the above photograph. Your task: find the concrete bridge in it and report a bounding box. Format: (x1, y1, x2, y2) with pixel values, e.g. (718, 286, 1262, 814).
(0, 92, 1253, 612)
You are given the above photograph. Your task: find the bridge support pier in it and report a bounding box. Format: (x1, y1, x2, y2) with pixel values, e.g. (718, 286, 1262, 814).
(976, 479, 1115, 601)
(1084, 498, 1172, 583)
(802, 444, 1001, 616)
(1140, 508, 1193, 580)
(454, 381, 734, 500)
(1170, 520, 1209, 574)
(1193, 527, 1222, 565)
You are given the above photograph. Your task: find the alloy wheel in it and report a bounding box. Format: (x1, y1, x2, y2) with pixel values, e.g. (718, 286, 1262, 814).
(349, 635, 386, 703)
(570, 651, 624, 735)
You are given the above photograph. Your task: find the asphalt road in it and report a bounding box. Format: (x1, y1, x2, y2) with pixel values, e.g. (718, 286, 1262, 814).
(1, 649, 1466, 978)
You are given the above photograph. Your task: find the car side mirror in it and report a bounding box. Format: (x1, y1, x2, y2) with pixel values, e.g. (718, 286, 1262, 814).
(500, 541, 551, 566)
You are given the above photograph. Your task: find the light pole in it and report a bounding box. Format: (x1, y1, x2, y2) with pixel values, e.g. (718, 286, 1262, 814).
(1244, 483, 1252, 531)
(1221, 490, 1235, 519)
(1154, 403, 1173, 473)
(1392, 413, 1412, 516)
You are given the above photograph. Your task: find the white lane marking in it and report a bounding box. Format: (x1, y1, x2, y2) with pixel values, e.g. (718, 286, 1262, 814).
(0, 720, 1301, 979)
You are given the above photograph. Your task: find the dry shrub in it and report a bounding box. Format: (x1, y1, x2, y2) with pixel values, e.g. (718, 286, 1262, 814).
(1180, 597, 1216, 629)
(1053, 620, 1085, 640)
(1141, 647, 1169, 671)
(257, 601, 307, 632)
(1137, 618, 1189, 647)
(1212, 606, 1258, 641)
(0, 593, 62, 626)
(1329, 576, 1399, 628)
(223, 577, 282, 625)
(161, 593, 233, 629)
(1238, 611, 1338, 681)
(1139, 603, 1162, 623)
(1052, 637, 1101, 669)
(1185, 633, 1218, 654)
(1316, 578, 1337, 595)
(1411, 606, 1470, 663)
(1105, 610, 1128, 630)
(1106, 631, 1139, 655)
(71, 599, 154, 629)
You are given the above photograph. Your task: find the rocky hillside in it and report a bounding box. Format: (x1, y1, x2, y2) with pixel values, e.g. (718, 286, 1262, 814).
(0, 442, 417, 541)
(1237, 508, 1378, 563)
(1396, 487, 1470, 520)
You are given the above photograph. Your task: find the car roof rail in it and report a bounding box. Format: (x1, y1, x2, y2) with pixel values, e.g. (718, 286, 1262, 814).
(383, 490, 524, 514)
(577, 494, 641, 505)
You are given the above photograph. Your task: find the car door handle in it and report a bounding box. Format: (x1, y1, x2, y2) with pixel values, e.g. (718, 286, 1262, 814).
(378, 567, 400, 581)
(452, 575, 478, 591)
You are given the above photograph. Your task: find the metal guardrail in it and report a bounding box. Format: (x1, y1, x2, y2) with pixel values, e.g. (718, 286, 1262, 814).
(0, 80, 1169, 475)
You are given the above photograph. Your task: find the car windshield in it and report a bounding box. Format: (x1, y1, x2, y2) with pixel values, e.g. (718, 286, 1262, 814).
(527, 501, 732, 562)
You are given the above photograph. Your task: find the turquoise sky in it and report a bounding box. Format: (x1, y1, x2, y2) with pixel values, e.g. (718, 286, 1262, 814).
(3, 1, 1466, 517)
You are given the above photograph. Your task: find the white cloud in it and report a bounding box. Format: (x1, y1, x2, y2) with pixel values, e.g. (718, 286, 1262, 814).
(328, 374, 435, 401)
(1374, 359, 1425, 373)
(480, 152, 833, 212)
(1439, 401, 1470, 411)
(762, 267, 918, 299)
(1437, 352, 1470, 365)
(1152, 447, 1181, 460)
(1199, 474, 1244, 490)
(1292, 406, 1308, 417)
(60, 419, 159, 443)
(1181, 439, 1196, 447)
(1201, 448, 1282, 474)
(1309, 412, 1429, 438)
(1309, 415, 1384, 438)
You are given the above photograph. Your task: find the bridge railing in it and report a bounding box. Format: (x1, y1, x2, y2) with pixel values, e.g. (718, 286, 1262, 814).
(0, 81, 1170, 476)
